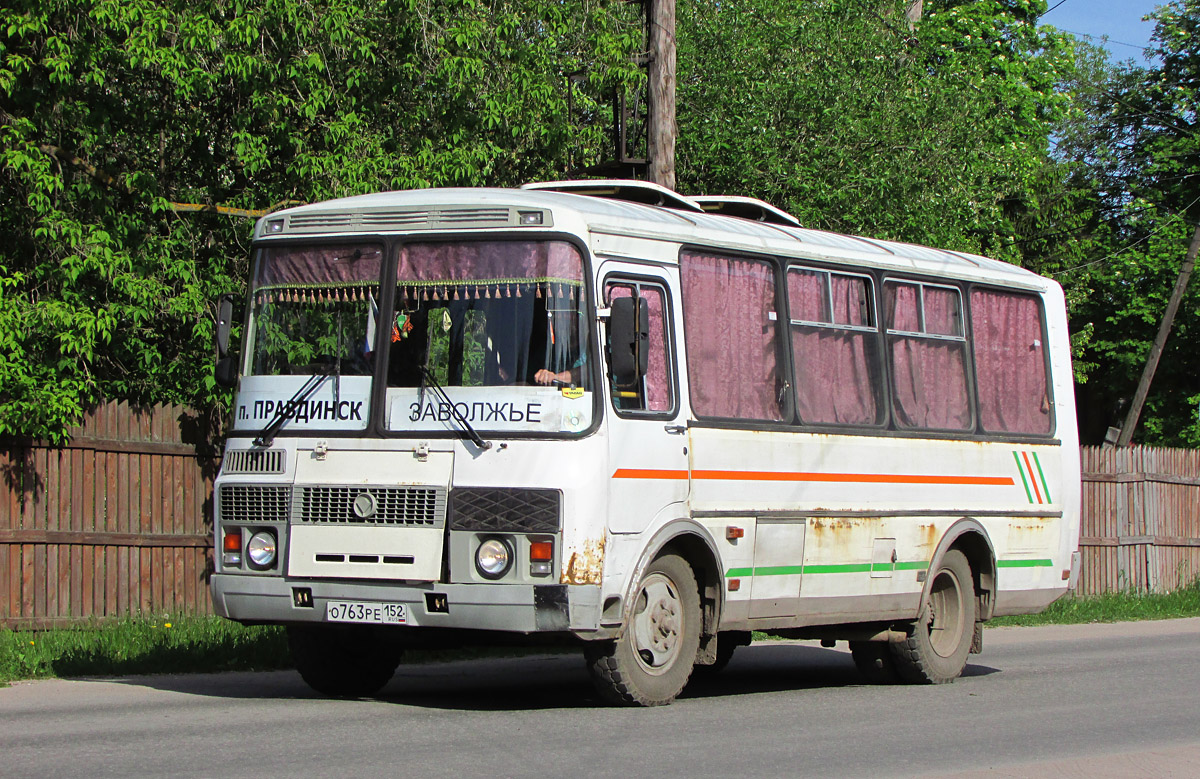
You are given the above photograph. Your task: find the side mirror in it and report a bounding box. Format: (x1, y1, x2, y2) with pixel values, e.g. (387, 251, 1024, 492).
(214, 356, 239, 388)
(608, 296, 649, 388)
(215, 293, 236, 357)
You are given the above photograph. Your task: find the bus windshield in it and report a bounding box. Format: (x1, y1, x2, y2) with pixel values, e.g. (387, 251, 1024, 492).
(384, 240, 593, 435)
(236, 238, 593, 436)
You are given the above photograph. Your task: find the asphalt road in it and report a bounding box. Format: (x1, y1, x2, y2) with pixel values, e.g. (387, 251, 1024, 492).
(2, 618, 1198, 778)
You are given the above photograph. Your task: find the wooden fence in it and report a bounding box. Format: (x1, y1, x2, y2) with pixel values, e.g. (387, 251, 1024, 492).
(1077, 445, 1200, 596)
(2, 409, 1199, 628)
(1, 402, 218, 629)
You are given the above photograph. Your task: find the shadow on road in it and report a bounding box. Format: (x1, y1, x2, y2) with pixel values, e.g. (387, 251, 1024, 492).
(106, 641, 998, 710)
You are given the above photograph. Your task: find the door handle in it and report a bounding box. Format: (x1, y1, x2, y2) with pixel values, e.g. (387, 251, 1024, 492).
(664, 425, 686, 435)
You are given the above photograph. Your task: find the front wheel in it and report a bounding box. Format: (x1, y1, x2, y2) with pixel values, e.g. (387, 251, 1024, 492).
(287, 626, 403, 697)
(889, 549, 977, 684)
(585, 554, 701, 706)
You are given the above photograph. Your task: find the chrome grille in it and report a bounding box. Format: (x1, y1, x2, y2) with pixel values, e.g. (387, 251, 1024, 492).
(296, 486, 446, 526)
(448, 488, 561, 533)
(222, 449, 285, 475)
(219, 485, 292, 524)
(283, 208, 519, 234)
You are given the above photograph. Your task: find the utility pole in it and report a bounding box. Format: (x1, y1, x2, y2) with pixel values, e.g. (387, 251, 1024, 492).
(1115, 222, 1200, 446)
(646, 0, 676, 190)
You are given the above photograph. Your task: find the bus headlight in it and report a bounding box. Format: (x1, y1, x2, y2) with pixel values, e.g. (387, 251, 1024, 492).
(475, 537, 513, 579)
(247, 530, 277, 570)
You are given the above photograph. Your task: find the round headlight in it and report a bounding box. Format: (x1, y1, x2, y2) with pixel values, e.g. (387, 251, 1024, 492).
(475, 538, 513, 579)
(247, 531, 277, 569)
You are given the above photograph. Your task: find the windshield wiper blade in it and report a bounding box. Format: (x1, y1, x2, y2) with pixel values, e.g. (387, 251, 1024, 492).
(417, 365, 492, 451)
(253, 364, 336, 447)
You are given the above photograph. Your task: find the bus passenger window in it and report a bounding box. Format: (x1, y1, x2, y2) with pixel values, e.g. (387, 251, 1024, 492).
(885, 280, 971, 431)
(605, 281, 673, 413)
(970, 289, 1052, 435)
(679, 251, 785, 421)
(786, 267, 883, 426)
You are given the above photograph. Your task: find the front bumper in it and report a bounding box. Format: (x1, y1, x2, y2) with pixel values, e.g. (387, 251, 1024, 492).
(211, 574, 602, 634)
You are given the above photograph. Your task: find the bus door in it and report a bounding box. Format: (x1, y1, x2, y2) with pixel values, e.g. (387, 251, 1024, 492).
(601, 267, 689, 534)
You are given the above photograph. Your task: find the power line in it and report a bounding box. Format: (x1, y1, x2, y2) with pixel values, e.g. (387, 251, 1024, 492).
(1053, 193, 1200, 276)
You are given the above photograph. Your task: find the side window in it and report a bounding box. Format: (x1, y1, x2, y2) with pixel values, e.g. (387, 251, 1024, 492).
(884, 280, 972, 431)
(786, 267, 883, 426)
(605, 279, 674, 413)
(970, 288, 1052, 435)
(680, 250, 785, 421)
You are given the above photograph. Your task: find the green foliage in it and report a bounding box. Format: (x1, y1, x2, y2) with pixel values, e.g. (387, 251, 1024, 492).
(1049, 1, 1200, 445)
(0, 0, 637, 441)
(675, 0, 1075, 255)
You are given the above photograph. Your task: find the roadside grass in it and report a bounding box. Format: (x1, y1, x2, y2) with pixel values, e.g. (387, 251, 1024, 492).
(0, 617, 290, 684)
(987, 583, 1200, 627)
(4, 585, 1199, 684)
(0, 616, 571, 685)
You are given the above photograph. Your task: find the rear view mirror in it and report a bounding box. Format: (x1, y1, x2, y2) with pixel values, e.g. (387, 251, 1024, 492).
(608, 296, 649, 387)
(215, 293, 236, 356)
(214, 356, 239, 388)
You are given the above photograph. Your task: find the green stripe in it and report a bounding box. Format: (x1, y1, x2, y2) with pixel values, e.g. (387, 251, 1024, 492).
(1013, 450, 1034, 503)
(1031, 451, 1052, 504)
(725, 560, 931, 578)
(808, 563, 873, 574)
(725, 558, 1050, 579)
(752, 565, 806, 576)
(997, 558, 1054, 568)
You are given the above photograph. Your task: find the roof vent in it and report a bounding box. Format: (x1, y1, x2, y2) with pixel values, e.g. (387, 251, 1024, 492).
(691, 196, 802, 227)
(522, 179, 705, 213)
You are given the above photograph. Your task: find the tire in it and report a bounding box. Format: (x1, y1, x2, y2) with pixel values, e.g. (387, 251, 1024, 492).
(850, 640, 901, 684)
(287, 625, 403, 697)
(585, 554, 701, 706)
(889, 549, 977, 684)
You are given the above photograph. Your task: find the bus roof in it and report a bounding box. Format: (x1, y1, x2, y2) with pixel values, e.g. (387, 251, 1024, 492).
(256, 184, 1046, 289)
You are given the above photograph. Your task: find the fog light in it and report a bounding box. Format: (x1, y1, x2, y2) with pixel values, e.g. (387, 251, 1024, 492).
(247, 530, 277, 569)
(475, 538, 513, 579)
(222, 528, 242, 568)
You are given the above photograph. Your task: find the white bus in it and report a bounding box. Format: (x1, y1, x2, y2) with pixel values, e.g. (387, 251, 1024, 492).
(211, 180, 1080, 706)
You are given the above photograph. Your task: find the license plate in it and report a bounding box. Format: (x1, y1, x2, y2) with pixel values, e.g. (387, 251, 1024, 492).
(326, 601, 407, 624)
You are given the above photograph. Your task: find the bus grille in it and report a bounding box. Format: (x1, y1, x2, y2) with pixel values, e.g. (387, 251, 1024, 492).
(448, 488, 561, 533)
(295, 486, 446, 526)
(222, 448, 285, 475)
(219, 485, 293, 524)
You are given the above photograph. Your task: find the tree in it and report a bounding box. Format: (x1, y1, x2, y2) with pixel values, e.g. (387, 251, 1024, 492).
(1051, 0, 1200, 445)
(0, 0, 638, 441)
(674, 0, 1076, 256)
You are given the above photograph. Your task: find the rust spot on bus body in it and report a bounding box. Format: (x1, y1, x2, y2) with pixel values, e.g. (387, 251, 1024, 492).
(561, 537, 606, 585)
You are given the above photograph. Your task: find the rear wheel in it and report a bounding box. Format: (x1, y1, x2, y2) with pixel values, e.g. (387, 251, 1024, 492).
(889, 549, 976, 684)
(288, 625, 403, 697)
(850, 640, 900, 684)
(585, 554, 701, 706)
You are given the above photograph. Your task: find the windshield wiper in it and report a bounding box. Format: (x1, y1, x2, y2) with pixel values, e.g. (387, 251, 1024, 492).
(253, 364, 336, 447)
(417, 365, 492, 451)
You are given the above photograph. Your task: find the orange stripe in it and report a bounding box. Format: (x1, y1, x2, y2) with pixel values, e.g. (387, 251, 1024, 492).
(612, 468, 690, 480)
(612, 469, 1014, 486)
(1021, 452, 1044, 504)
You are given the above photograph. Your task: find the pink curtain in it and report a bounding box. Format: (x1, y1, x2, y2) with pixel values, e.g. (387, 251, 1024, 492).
(607, 284, 671, 412)
(886, 282, 971, 430)
(787, 270, 879, 425)
(397, 241, 583, 284)
(681, 251, 783, 420)
(971, 289, 1051, 435)
(255, 244, 383, 289)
